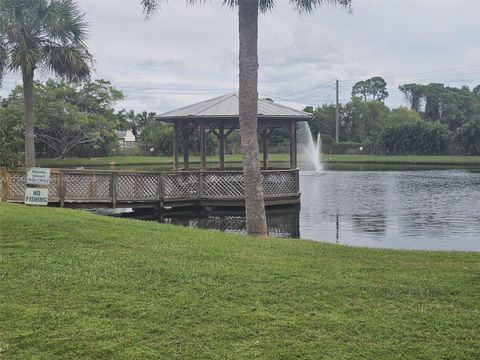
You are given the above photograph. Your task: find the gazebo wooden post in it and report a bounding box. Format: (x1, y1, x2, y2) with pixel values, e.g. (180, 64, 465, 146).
(290, 121, 297, 169)
(219, 126, 225, 170)
(262, 128, 269, 170)
(172, 122, 178, 170)
(182, 125, 190, 170)
(200, 122, 207, 171)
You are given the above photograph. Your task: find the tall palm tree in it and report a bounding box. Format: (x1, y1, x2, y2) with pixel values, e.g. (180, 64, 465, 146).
(0, 0, 92, 168)
(142, 0, 352, 236)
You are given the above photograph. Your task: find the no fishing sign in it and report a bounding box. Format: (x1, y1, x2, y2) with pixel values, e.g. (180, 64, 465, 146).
(25, 168, 50, 206)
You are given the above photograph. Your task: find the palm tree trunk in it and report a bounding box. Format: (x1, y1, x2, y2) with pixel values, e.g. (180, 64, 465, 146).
(23, 70, 36, 168)
(238, 0, 267, 236)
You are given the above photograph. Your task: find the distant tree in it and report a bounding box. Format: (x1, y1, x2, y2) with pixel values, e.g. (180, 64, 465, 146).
(386, 107, 421, 125)
(351, 80, 369, 101)
(304, 104, 337, 146)
(473, 84, 480, 96)
(343, 97, 389, 142)
(0, 95, 24, 169)
(142, 0, 353, 236)
(3, 80, 124, 159)
(455, 116, 480, 155)
(36, 80, 123, 158)
(379, 121, 450, 155)
(398, 83, 424, 112)
(0, 0, 93, 167)
(352, 76, 388, 102)
(423, 83, 445, 121)
(138, 120, 173, 155)
(126, 110, 156, 140)
(368, 76, 389, 101)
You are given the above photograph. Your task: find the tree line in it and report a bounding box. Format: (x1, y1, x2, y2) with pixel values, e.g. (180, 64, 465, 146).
(0, 79, 243, 167)
(305, 76, 480, 155)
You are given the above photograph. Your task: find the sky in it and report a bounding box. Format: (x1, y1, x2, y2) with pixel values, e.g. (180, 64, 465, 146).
(1, 0, 480, 113)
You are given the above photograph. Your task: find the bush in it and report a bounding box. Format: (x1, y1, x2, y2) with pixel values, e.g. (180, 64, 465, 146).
(329, 142, 371, 154)
(454, 117, 480, 155)
(377, 121, 451, 155)
(0, 101, 24, 169)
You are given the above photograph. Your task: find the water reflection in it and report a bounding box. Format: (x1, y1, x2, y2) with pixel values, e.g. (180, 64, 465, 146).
(118, 207, 300, 238)
(300, 170, 480, 251)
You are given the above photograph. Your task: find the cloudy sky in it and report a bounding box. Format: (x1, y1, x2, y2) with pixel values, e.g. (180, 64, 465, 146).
(2, 0, 480, 113)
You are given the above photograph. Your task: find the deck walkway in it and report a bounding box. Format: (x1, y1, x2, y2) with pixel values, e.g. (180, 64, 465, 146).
(1, 169, 300, 209)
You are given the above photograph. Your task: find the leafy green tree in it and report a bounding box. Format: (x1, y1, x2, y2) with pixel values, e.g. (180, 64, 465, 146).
(343, 97, 389, 142)
(352, 76, 388, 102)
(473, 85, 480, 96)
(38, 80, 124, 158)
(142, 0, 352, 236)
(125, 110, 156, 141)
(385, 107, 422, 125)
(304, 104, 337, 146)
(0, 0, 92, 167)
(423, 83, 445, 121)
(454, 117, 480, 155)
(398, 83, 424, 112)
(368, 76, 389, 101)
(138, 120, 173, 156)
(379, 121, 450, 155)
(351, 80, 369, 101)
(0, 95, 24, 169)
(3, 79, 124, 159)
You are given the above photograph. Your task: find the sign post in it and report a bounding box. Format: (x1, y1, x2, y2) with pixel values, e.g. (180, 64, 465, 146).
(25, 168, 50, 206)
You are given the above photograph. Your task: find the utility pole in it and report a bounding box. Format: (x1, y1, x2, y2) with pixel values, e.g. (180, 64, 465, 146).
(335, 79, 339, 143)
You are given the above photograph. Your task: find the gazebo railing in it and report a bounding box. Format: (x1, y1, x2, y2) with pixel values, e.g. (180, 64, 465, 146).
(1, 168, 300, 206)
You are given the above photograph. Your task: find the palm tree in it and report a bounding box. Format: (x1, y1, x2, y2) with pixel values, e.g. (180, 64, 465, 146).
(0, 0, 92, 168)
(142, 0, 352, 236)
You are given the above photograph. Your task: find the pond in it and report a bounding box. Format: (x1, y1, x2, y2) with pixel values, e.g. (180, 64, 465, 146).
(299, 169, 480, 251)
(92, 164, 480, 251)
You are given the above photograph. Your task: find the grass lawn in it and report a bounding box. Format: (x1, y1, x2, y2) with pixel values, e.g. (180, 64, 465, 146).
(38, 154, 480, 168)
(1, 203, 479, 359)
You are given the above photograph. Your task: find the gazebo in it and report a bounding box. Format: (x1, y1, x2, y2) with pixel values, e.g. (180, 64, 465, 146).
(157, 92, 311, 171)
(156, 92, 311, 207)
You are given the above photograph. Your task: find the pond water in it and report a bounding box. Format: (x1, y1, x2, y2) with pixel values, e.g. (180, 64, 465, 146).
(91, 164, 480, 251)
(299, 169, 480, 251)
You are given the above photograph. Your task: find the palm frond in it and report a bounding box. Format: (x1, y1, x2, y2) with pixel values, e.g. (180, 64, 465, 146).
(290, 0, 352, 13)
(0, 36, 8, 83)
(141, 0, 161, 16)
(43, 0, 88, 46)
(9, 44, 40, 74)
(42, 44, 92, 82)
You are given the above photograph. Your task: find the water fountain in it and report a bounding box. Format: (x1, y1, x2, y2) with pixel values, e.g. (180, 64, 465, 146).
(300, 122, 323, 173)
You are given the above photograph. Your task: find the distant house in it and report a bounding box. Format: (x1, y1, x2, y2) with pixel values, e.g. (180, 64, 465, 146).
(117, 130, 136, 148)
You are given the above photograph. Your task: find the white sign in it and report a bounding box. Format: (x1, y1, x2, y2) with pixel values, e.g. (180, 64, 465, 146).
(25, 187, 49, 206)
(26, 167, 51, 186)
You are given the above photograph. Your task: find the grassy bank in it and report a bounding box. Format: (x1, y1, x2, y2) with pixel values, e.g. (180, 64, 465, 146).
(37, 154, 480, 168)
(1, 203, 479, 359)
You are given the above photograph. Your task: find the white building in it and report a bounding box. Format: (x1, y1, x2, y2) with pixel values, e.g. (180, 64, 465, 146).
(117, 130, 136, 148)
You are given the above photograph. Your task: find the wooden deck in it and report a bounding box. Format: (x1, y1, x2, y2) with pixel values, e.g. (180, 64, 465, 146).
(1, 168, 300, 209)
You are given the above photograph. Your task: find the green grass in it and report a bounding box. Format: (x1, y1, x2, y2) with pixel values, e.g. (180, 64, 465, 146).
(1, 203, 479, 359)
(323, 154, 480, 165)
(38, 154, 480, 168)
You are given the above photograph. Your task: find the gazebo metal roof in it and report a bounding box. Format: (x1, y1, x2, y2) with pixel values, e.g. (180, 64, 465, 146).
(157, 92, 311, 121)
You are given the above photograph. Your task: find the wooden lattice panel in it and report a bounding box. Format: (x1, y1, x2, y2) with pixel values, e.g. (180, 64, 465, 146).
(4, 171, 60, 201)
(117, 174, 159, 200)
(203, 172, 245, 198)
(7, 172, 26, 200)
(164, 173, 199, 199)
(64, 173, 111, 200)
(263, 171, 296, 196)
(48, 172, 60, 200)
